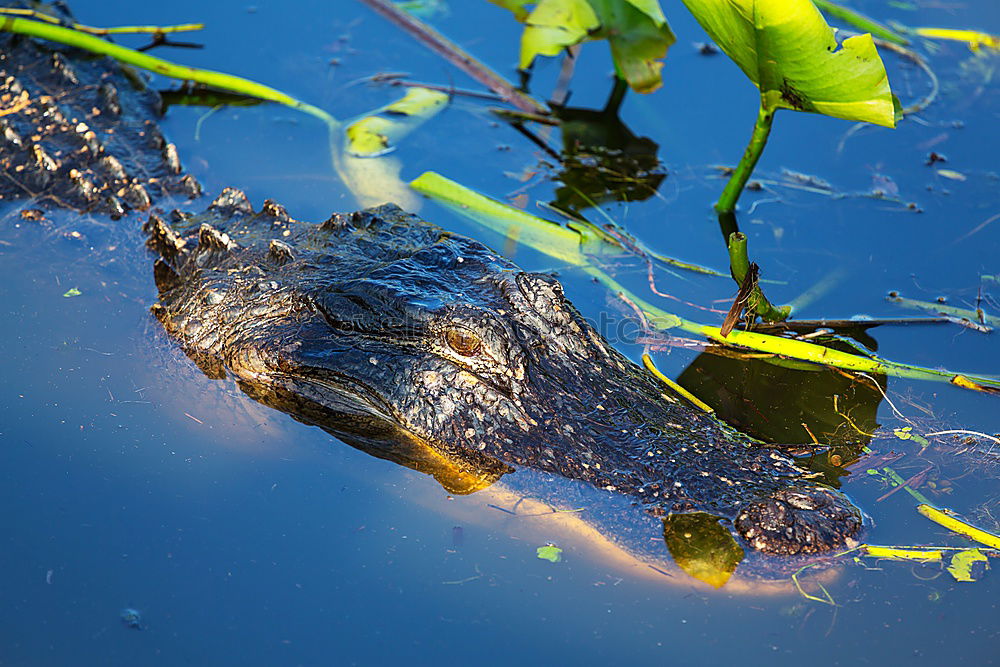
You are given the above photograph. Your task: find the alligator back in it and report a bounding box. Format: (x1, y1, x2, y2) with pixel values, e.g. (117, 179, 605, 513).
(0, 10, 199, 217)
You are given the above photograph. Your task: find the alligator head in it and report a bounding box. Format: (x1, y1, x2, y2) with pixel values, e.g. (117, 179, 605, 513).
(148, 190, 863, 559)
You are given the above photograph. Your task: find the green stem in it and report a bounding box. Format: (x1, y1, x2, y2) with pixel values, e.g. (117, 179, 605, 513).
(715, 103, 774, 216)
(727, 232, 790, 322)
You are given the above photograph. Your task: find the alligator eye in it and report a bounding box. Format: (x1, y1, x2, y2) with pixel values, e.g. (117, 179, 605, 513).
(445, 328, 482, 357)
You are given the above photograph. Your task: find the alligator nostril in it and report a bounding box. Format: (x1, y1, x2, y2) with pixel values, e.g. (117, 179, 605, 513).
(735, 486, 863, 555)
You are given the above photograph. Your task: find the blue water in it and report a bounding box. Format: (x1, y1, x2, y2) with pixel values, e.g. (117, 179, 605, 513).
(1, 1, 998, 664)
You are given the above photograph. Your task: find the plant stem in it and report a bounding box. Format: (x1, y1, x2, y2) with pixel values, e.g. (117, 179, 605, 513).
(715, 103, 774, 215)
(357, 0, 549, 116)
(727, 232, 790, 322)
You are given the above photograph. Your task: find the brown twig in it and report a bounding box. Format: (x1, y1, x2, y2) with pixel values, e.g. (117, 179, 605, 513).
(357, 0, 549, 115)
(749, 316, 952, 334)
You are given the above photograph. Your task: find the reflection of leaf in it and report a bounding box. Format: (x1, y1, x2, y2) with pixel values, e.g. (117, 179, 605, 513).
(335, 87, 448, 210)
(946, 549, 988, 582)
(497, 0, 675, 92)
(553, 106, 665, 212)
(663, 513, 744, 588)
(343, 87, 449, 158)
(679, 0, 895, 126)
(676, 340, 884, 470)
(536, 544, 563, 562)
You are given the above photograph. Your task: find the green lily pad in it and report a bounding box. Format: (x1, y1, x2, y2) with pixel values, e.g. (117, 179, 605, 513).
(536, 544, 563, 562)
(679, 0, 896, 126)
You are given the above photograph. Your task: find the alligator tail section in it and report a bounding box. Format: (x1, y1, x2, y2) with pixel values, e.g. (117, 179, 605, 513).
(0, 5, 200, 217)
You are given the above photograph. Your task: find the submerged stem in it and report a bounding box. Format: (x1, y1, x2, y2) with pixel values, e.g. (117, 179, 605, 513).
(715, 104, 774, 216)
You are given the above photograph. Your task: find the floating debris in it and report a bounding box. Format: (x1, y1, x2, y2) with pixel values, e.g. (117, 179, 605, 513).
(120, 608, 143, 630)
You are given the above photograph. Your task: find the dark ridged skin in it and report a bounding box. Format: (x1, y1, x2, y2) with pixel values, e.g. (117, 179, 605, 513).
(147, 193, 864, 556)
(1, 8, 864, 559)
(0, 9, 200, 216)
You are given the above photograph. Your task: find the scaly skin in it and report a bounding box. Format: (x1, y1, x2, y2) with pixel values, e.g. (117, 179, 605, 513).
(1, 7, 863, 558)
(148, 193, 864, 556)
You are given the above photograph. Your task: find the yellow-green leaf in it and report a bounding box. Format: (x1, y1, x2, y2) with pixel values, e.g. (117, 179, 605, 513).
(499, 0, 675, 92)
(591, 0, 676, 92)
(536, 544, 563, 562)
(679, 0, 895, 126)
(62, 287, 81, 298)
(519, 0, 600, 69)
(946, 549, 988, 582)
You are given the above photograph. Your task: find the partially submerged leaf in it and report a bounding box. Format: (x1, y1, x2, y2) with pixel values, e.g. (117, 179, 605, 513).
(335, 88, 448, 210)
(663, 513, 744, 588)
(344, 87, 448, 158)
(679, 0, 895, 126)
(946, 549, 989, 582)
(536, 544, 563, 562)
(893, 426, 929, 447)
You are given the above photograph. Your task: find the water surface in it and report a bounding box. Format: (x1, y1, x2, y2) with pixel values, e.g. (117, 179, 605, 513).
(1, 1, 998, 664)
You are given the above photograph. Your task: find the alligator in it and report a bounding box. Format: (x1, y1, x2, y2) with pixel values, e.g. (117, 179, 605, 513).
(0, 9, 864, 571)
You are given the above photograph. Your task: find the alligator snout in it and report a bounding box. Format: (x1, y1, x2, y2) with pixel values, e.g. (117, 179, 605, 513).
(734, 486, 864, 556)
